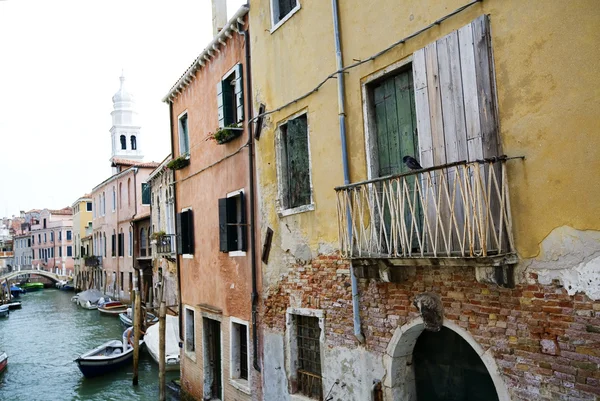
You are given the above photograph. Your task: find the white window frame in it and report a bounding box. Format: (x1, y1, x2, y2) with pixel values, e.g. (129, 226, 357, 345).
(285, 308, 325, 400)
(178, 111, 190, 157)
(184, 305, 196, 361)
(229, 317, 251, 395)
(226, 189, 246, 257)
(275, 109, 315, 217)
(270, 0, 301, 33)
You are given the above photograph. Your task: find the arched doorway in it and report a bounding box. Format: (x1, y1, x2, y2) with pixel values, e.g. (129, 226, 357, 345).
(383, 318, 509, 401)
(414, 327, 498, 400)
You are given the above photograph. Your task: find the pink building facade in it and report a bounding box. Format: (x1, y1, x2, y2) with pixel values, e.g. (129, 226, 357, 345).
(30, 208, 74, 276)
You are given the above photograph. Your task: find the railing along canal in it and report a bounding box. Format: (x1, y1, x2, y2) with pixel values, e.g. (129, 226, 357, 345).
(335, 157, 518, 260)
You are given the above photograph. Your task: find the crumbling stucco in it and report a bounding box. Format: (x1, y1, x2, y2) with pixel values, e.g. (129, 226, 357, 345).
(524, 226, 600, 299)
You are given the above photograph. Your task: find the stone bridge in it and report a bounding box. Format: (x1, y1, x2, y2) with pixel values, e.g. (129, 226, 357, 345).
(0, 269, 68, 284)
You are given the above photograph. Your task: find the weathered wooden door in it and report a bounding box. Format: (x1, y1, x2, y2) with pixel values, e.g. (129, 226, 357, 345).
(373, 69, 420, 252)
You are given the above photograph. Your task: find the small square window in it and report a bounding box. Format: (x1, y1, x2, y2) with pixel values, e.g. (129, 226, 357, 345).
(87, 202, 92, 211)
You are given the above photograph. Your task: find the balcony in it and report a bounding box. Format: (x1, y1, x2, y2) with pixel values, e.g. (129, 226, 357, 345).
(84, 256, 102, 267)
(156, 234, 176, 255)
(335, 158, 517, 271)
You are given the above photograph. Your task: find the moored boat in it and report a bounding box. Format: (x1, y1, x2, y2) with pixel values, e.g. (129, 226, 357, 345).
(119, 308, 158, 328)
(6, 301, 22, 310)
(9, 285, 25, 298)
(75, 327, 144, 378)
(21, 282, 44, 292)
(98, 301, 128, 316)
(0, 351, 7, 374)
(144, 314, 180, 371)
(0, 304, 9, 318)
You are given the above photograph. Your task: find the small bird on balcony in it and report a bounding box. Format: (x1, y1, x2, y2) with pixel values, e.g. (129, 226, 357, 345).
(403, 155, 423, 170)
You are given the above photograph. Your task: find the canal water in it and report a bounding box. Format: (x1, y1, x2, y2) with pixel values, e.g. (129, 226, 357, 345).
(0, 288, 178, 400)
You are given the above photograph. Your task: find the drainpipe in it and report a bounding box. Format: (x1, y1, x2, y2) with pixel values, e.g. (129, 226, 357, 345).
(168, 101, 184, 342)
(242, 23, 261, 372)
(332, 0, 365, 344)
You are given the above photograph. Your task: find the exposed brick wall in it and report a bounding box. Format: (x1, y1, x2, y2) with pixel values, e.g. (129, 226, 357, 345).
(262, 253, 600, 400)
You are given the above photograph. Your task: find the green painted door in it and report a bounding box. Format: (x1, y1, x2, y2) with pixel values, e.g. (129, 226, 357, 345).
(373, 69, 420, 252)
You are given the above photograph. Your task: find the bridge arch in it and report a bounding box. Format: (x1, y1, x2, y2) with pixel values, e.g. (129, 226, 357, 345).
(0, 269, 66, 283)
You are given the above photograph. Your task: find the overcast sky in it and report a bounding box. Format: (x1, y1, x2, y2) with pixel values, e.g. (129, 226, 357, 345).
(0, 0, 246, 218)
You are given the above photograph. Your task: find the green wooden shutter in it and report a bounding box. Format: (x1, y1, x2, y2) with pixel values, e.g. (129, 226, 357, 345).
(234, 64, 244, 123)
(218, 198, 229, 252)
(176, 212, 183, 255)
(141, 183, 151, 205)
(217, 81, 225, 128)
(226, 197, 237, 251)
(286, 115, 311, 209)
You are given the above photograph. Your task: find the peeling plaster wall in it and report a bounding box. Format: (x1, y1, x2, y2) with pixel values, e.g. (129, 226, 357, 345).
(523, 226, 600, 300)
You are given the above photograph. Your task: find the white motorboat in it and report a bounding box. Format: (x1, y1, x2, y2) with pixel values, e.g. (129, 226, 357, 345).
(144, 314, 180, 371)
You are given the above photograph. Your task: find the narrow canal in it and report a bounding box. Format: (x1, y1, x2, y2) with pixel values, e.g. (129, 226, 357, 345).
(0, 288, 178, 400)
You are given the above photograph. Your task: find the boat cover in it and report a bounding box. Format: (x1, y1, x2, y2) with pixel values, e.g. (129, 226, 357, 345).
(76, 289, 107, 304)
(144, 315, 180, 364)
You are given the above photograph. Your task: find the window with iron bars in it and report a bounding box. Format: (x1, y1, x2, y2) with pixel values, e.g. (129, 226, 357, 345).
(296, 315, 322, 400)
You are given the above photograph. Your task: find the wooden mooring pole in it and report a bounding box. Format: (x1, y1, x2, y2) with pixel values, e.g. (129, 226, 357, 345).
(132, 289, 141, 386)
(158, 300, 166, 401)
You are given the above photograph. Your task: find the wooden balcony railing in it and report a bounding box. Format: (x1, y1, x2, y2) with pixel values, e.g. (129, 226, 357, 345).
(335, 158, 518, 263)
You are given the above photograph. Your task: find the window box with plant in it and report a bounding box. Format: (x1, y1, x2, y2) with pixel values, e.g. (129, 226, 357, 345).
(167, 155, 190, 170)
(208, 124, 243, 144)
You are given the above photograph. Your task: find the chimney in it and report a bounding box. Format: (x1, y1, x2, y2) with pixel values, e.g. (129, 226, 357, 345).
(212, 0, 227, 37)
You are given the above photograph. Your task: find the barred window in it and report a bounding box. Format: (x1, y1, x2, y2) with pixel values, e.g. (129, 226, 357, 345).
(296, 315, 322, 400)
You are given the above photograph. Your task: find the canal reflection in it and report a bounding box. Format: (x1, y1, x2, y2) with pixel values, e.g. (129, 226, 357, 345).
(0, 289, 178, 400)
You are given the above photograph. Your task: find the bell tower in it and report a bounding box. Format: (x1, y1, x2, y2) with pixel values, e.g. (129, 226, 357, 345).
(109, 73, 143, 166)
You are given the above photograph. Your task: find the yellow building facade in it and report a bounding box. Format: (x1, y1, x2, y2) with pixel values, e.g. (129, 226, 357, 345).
(72, 196, 93, 290)
(250, 0, 600, 400)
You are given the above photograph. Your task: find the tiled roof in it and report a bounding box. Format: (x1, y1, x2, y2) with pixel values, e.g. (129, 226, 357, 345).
(111, 158, 160, 169)
(50, 207, 73, 215)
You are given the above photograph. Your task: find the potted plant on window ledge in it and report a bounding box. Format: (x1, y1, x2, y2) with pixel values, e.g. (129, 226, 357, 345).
(209, 123, 243, 144)
(167, 155, 190, 170)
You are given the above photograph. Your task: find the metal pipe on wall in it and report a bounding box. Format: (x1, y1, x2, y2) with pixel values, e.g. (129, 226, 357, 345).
(332, 0, 365, 344)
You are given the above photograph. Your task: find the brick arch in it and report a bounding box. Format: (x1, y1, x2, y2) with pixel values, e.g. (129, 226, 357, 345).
(382, 317, 510, 401)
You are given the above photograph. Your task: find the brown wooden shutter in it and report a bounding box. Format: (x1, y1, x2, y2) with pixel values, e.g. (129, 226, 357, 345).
(412, 14, 498, 165)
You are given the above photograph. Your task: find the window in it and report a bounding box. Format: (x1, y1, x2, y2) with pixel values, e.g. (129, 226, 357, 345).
(271, 0, 299, 26)
(219, 191, 246, 254)
(103, 233, 107, 257)
(131, 135, 137, 150)
(140, 228, 147, 257)
(178, 112, 190, 156)
(50, 232, 54, 242)
(217, 64, 243, 128)
(128, 272, 133, 291)
(118, 231, 124, 257)
(120, 134, 126, 150)
(112, 187, 116, 211)
(176, 209, 194, 255)
(129, 229, 132, 257)
(44, 233, 47, 243)
(111, 232, 116, 257)
(86, 202, 92, 212)
(128, 178, 131, 206)
(59, 231, 62, 241)
(185, 307, 195, 353)
(203, 317, 222, 400)
(32, 236, 34, 245)
(59, 246, 62, 257)
(67, 246, 72, 257)
(296, 315, 322, 399)
(120, 271, 124, 291)
(141, 183, 150, 205)
(231, 320, 249, 384)
(277, 113, 312, 211)
(119, 183, 123, 209)
(67, 230, 72, 240)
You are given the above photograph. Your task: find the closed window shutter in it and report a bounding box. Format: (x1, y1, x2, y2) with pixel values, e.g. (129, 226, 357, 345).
(218, 198, 229, 252)
(111, 234, 116, 256)
(239, 192, 247, 252)
(412, 14, 498, 167)
(184, 210, 194, 255)
(234, 64, 244, 123)
(412, 15, 499, 249)
(176, 212, 183, 255)
(180, 211, 189, 254)
(286, 115, 311, 208)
